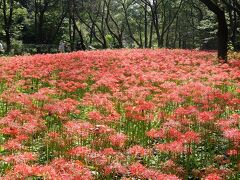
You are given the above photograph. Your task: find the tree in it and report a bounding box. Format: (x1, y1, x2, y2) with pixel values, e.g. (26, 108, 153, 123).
(2, 0, 14, 54)
(34, 0, 58, 44)
(0, 0, 239, 56)
(77, 0, 108, 49)
(222, 0, 240, 50)
(199, 0, 228, 62)
(104, 0, 125, 48)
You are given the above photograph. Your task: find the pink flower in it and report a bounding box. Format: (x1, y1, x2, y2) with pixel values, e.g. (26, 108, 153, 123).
(104, 162, 128, 176)
(127, 145, 149, 156)
(198, 111, 215, 123)
(129, 162, 146, 177)
(3, 139, 23, 150)
(50, 158, 93, 179)
(204, 173, 221, 180)
(47, 132, 59, 138)
(68, 146, 92, 157)
(155, 140, 185, 154)
(88, 111, 103, 121)
(227, 149, 238, 156)
(1, 152, 37, 164)
(181, 131, 200, 144)
(64, 121, 93, 138)
(101, 148, 117, 156)
(146, 129, 161, 139)
(44, 98, 79, 116)
(223, 128, 240, 142)
(109, 133, 127, 148)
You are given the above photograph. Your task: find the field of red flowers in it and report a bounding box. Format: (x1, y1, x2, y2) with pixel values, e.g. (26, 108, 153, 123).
(0, 49, 239, 179)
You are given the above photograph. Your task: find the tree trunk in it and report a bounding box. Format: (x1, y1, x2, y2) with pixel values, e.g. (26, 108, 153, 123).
(104, 0, 124, 48)
(3, 0, 14, 54)
(72, 14, 86, 50)
(231, 10, 237, 50)
(34, 0, 38, 44)
(50, 11, 67, 43)
(149, 21, 153, 48)
(152, 9, 161, 48)
(148, 1, 161, 48)
(216, 10, 228, 62)
(199, 0, 228, 62)
(173, 16, 179, 48)
(5, 29, 11, 53)
(144, 4, 148, 48)
(122, 2, 142, 48)
(38, 11, 45, 44)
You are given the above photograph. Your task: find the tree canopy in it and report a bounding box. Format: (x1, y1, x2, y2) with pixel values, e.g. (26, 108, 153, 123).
(0, 0, 239, 61)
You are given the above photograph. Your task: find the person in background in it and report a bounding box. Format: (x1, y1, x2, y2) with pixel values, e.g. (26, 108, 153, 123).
(58, 41, 65, 53)
(0, 41, 4, 55)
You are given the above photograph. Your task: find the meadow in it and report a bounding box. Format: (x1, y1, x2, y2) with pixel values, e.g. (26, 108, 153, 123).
(0, 49, 240, 179)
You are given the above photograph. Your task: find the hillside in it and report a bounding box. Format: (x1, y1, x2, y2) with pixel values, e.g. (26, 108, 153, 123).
(0, 49, 240, 179)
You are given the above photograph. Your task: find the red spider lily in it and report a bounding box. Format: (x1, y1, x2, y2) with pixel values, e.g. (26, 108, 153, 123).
(43, 98, 79, 116)
(109, 133, 127, 148)
(15, 134, 29, 141)
(32, 165, 57, 179)
(0, 110, 22, 124)
(87, 152, 108, 166)
(129, 162, 180, 180)
(105, 112, 121, 122)
(223, 128, 240, 143)
(135, 100, 155, 111)
(47, 132, 59, 138)
(0, 49, 240, 179)
(68, 146, 92, 157)
(104, 162, 128, 176)
(82, 93, 116, 114)
(91, 124, 115, 135)
(101, 148, 117, 156)
(50, 158, 93, 179)
(1, 152, 37, 164)
(64, 121, 93, 138)
(3, 139, 23, 150)
(0, 110, 45, 136)
(181, 131, 201, 144)
(198, 111, 216, 123)
(155, 140, 185, 154)
(1, 92, 33, 107)
(44, 132, 65, 147)
(128, 162, 146, 178)
(161, 160, 185, 177)
(127, 145, 150, 157)
(217, 118, 238, 131)
(31, 87, 56, 101)
(146, 128, 162, 139)
(93, 72, 120, 91)
(88, 111, 103, 121)
(161, 119, 183, 128)
(204, 173, 221, 180)
(57, 81, 86, 92)
(2, 164, 36, 179)
(2, 159, 92, 179)
(146, 127, 182, 140)
(226, 149, 238, 156)
(1, 127, 19, 136)
(174, 106, 199, 117)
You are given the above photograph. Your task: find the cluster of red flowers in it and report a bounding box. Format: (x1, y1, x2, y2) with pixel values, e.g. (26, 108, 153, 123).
(0, 49, 239, 179)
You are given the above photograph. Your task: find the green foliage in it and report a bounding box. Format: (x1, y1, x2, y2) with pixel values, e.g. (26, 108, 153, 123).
(0, 0, 239, 54)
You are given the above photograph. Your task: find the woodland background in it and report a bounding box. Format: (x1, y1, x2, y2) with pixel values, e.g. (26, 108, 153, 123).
(0, 0, 239, 56)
